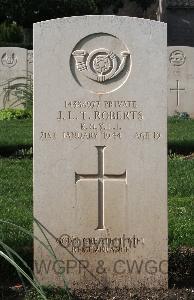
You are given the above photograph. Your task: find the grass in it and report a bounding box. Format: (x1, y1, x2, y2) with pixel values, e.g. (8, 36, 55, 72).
(0, 158, 32, 248)
(168, 117, 194, 154)
(168, 157, 194, 197)
(168, 155, 194, 248)
(0, 119, 32, 156)
(0, 158, 33, 287)
(169, 196, 194, 248)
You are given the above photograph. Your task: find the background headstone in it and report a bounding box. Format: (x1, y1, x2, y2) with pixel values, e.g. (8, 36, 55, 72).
(0, 47, 28, 108)
(34, 16, 167, 290)
(168, 46, 194, 117)
(27, 50, 33, 78)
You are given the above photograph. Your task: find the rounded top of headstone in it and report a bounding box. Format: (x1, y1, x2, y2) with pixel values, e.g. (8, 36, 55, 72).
(33, 15, 167, 27)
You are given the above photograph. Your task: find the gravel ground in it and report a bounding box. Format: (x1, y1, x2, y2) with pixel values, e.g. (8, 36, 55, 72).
(74, 288, 194, 299)
(1, 287, 194, 300)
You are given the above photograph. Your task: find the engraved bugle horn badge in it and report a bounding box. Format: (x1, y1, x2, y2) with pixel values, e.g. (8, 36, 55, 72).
(72, 48, 130, 83)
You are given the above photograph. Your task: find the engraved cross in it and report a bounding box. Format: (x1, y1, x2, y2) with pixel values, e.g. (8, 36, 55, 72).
(170, 80, 185, 106)
(75, 146, 127, 230)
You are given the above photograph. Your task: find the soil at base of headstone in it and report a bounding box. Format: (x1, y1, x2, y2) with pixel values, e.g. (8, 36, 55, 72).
(1, 287, 194, 300)
(74, 288, 194, 300)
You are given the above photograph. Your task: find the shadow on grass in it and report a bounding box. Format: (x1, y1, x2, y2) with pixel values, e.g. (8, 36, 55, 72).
(168, 141, 194, 156)
(1, 142, 194, 158)
(0, 145, 33, 157)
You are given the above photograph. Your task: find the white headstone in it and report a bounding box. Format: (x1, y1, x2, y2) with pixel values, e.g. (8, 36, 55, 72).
(168, 46, 194, 118)
(34, 16, 167, 290)
(0, 47, 27, 108)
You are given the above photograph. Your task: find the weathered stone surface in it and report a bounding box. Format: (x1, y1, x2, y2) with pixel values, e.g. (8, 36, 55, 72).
(34, 16, 167, 290)
(27, 50, 33, 78)
(168, 46, 194, 117)
(0, 47, 28, 108)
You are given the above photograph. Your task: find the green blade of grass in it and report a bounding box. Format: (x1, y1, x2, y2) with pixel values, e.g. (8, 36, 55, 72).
(0, 251, 47, 300)
(0, 240, 44, 294)
(0, 220, 71, 299)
